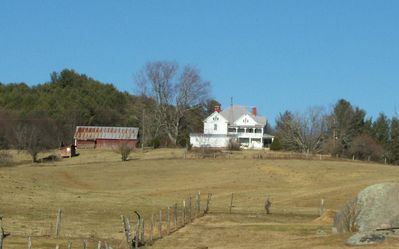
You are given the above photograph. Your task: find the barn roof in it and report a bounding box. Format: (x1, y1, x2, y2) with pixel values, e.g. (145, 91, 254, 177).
(74, 126, 139, 140)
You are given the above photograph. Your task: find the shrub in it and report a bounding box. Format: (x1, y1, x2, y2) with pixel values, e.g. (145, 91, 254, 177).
(0, 150, 13, 166)
(349, 134, 384, 161)
(150, 137, 161, 149)
(270, 137, 282, 151)
(333, 197, 360, 233)
(227, 138, 241, 151)
(114, 142, 135, 161)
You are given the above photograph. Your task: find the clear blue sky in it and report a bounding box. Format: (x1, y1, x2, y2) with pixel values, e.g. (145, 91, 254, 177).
(1, 1, 398, 125)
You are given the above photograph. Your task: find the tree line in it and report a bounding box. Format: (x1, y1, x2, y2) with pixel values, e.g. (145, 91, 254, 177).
(0, 62, 218, 162)
(1, 61, 397, 165)
(272, 99, 399, 164)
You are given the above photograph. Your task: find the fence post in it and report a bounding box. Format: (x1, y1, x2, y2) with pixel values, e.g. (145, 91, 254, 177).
(56, 245, 60, 249)
(134, 219, 139, 249)
(149, 214, 154, 244)
(265, 196, 272, 214)
(121, 215, 133, 249)
(28, 236, 32, 249)
(0, 227, 3, 249)
(167, 207, 170, 235)
(196, 191, 201, 217)
(188, 196, 192, 223)
(319, 199, 325, 217)
(55, 208, 62, 238)
(204, 193, 212, 214)
(229, 193, 234, 214)
(97, 241, 102, 249)
(0, 218, 10, 249)
(83, 240, 88, 249)
(183, 200, 186, 226)
(140, 218, 144, 245)
(173, 203, 178, 230)
(158, 209, 162, 239)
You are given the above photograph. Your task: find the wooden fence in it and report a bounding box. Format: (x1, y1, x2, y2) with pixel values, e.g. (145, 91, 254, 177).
(120, 191, 212, 248)
(0, 192, 212, 249)
(0, 191, 331, 249)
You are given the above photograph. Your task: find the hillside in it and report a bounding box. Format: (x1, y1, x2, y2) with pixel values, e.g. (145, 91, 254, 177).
(1, 150, 399, 248)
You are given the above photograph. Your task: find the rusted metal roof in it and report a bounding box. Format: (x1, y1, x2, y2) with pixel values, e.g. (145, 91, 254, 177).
(74, 126, 139, 140)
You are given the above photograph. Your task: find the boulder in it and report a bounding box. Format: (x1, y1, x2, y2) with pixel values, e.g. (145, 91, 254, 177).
(334, 183, 399, 245)
(333, 183, 399, 233)
(346, 231, 387, 246)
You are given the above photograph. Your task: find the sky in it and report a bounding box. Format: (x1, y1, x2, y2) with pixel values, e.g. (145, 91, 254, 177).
(1, 0, 398, 125)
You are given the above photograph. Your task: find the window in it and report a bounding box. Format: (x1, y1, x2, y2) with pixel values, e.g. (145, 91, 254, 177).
(239, 138, 249, 143)
(228, 128, 236, 133)
(214, 124, 217, 131)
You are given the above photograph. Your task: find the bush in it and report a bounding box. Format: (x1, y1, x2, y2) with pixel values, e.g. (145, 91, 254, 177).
(270, 137, 282, 151)
(227, 138, 241, 151)
(149, 137, 161, 149)
(0, 150, 13, 166)
(349, 134, 384, 161)
(114, 142, 135, 161)
(333, 197, 360, 233)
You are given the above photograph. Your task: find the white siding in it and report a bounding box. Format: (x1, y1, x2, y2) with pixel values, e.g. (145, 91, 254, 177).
(203, 112, 228, 135)
(234, 114, 258, 126)
(190, 135, 230, 148)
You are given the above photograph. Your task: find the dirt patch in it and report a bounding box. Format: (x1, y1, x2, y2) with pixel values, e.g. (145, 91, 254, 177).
(312, 209, 337, 224)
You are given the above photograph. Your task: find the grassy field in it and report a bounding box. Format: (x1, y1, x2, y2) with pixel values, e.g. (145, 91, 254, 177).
(1, 149, 399, 248)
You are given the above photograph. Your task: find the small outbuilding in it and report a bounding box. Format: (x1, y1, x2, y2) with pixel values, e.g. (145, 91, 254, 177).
(74, 126, 139, 149)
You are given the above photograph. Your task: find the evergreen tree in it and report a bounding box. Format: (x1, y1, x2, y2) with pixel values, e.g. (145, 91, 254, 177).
(390, 117, 399, 164)
(372, 113, 391, 149)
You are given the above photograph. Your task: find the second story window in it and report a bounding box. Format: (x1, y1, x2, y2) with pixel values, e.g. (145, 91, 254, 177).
(214, 124, 217, 130)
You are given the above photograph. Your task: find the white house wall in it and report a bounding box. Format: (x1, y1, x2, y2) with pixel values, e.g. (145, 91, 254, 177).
(190, 135, 230, 148)
(203, 112, 228, 135)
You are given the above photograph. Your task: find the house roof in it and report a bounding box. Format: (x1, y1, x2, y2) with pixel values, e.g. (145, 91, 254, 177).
(219, 105, 267, 126)
(74, 126, 139, 140)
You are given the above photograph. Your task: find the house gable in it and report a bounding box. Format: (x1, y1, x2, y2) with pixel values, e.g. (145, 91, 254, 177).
(204, 111, 228, 123)
(233, 114, 258, 126)
(203, 111, 228, 135)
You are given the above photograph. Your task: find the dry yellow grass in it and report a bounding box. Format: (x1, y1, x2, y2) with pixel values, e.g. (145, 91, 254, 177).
(1, 149, 399, 248)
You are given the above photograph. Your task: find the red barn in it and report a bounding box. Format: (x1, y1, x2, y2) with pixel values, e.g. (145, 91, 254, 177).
(74, 126, 139, 149)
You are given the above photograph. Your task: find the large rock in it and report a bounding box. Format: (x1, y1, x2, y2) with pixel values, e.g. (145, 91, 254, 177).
(346, 231, 388, 246)
(333, 183, 399, 245)
(334, 183, 399, 233)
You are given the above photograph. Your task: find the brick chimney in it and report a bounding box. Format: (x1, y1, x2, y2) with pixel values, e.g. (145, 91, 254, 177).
(214, 105, 221, 113)
(251, 106, 257, 116)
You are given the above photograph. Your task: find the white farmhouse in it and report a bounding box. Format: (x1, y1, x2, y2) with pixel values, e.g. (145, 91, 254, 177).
(190, 105, 274, 149)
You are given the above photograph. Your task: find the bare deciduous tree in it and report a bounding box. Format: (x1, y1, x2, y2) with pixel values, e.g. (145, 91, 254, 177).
(135, 61, 210, 145)
(11, 113, 58, 163)
(276, 107, 327, 153)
